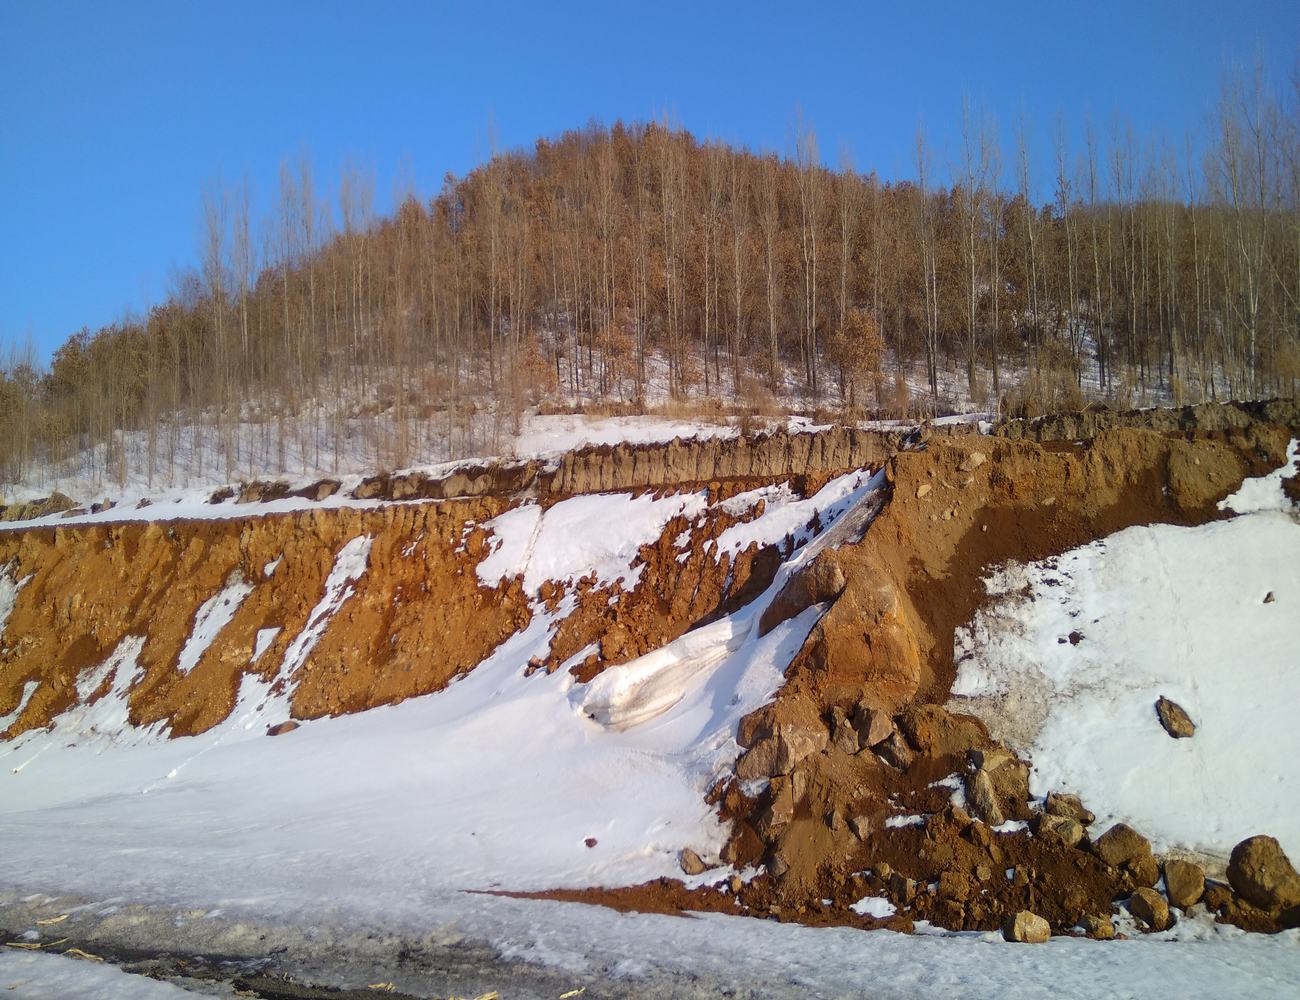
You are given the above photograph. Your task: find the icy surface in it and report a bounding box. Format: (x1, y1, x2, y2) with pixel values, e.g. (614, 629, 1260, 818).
(952, 445, 1300, 861)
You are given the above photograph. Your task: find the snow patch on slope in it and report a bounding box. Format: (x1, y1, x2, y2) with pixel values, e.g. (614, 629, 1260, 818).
(951, 458, 1300, 860)
(176, 571, 254, 674)
(477, 492, 707, 596)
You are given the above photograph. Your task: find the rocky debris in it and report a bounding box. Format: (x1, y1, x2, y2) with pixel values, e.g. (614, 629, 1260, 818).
(1227, 836, 1300, 912)
(1155, 696, 1196, 739)
(915, 483, 932, 499)
(966, 768, 1004, 826)
(897, 705, 989, 758)
(266, 721, 299, 736)
(830, 712, 861, 755)
(679, 848, 707, 876)
(1092, 823, 1158, 887)
(1163, 859, 1206, 910)
(735, 723, 829, 781)
(1263, 591, 1276, 604)
(1002, 910, 1051, 943)
(1129, 887, 1174, 931)
(1081, 913, 1116, 940)
(1044, 791, 1095, 826)
(849, 815, 871, 840)
(1035, 813, 1087, 849)
(758, 551, 847, 636)
(957, 451, 987, 473)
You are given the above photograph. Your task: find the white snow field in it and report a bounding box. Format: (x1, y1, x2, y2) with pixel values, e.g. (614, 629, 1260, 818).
(952, 440, 1300, 863)
(0, 949, 199, 1000)
(0, 453, 1298, 994)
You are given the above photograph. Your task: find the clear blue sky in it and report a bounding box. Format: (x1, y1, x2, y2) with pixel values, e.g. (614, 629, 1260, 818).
(1, 0, 1294, 362)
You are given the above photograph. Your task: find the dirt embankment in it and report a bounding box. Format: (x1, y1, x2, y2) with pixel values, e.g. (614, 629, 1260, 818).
(351, 424, 909, 502)
(0, 470, 838, 741)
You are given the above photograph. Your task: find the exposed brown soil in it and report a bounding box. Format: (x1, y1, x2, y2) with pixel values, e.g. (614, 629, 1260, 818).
(2, 401, 1297, 941)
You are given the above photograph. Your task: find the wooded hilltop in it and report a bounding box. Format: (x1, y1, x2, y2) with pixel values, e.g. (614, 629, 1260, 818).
(2, 68, 1297, 489)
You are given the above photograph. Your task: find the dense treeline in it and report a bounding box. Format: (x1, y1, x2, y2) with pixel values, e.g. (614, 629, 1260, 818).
(2, 68, 1297, 489)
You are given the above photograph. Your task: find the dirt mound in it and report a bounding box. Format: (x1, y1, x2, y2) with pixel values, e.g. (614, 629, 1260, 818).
(702, 419, 1297, 934)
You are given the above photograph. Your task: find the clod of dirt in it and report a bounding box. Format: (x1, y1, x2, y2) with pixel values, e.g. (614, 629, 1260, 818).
(1003, 910, 1051, 943)
(1163, 859, 1206, 910)
(1227, 836, 1300, 912)
(1155, 696, 1196, 739)
(267, 721, 299, 736)
(1129, 887, 1174, 931)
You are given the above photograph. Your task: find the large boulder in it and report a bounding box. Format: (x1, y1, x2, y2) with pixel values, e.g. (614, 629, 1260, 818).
(1092, 823, 1158, 887)
(1227, 836, 1300, 911)
(1002, 910, 1051, 943)
(897, 705, 989, 758)
(758, 551, 846, 636)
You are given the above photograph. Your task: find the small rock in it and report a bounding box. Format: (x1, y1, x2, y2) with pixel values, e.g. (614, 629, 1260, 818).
(889, 871, 917, 905)
(1081, 913, 1116, 940)
(729, 874, 743, 894)
(938, 870, 970, 902)
(1035, 813, 1086, 848)
(1155, 696, 1196, 739)
(584, 837, 598, 848)
(266, 721, 299, 736)
(768, 853, 790, 878)
(1129, 887, 1174, 931)
(679, 847, 708, 876)
(1003, 910, 1051, 943)
(853, 705, 894, 748)
(1227, 835, 1300, 911)
(826, 809, 845, 832)
(875, 730, 915, 770)
(1263, 591, 1275, 603)
(832, 716, 861, 755)
(967, 747, 1012, 772)
(958, 451, 987, 473)
(849, 815, 872, 840)
(966, 768, 1004, 826)
(975, 864, 992, 882)
(1045, 791, 1095, 826)
(916, 484, 932, 499)
(1163, 859, 1206, 909)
